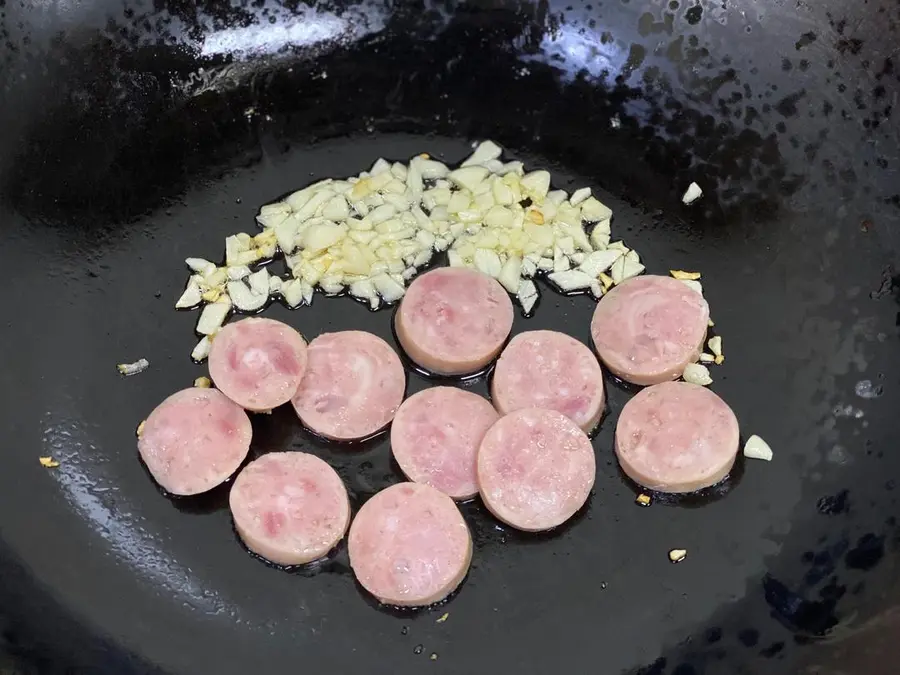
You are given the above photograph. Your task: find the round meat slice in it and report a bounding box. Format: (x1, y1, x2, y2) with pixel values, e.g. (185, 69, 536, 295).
(615, 381, 740, 493)
(590, 275, 709, 386)
(348, 482, 472, 606)
(208, 317, 308, 411)
(491, 330, 606, 432)
(477, 408, 595, 532)
(138, 388, 252, 496)
(291, 331, 406, 441)
(391, 387, 499, 500)
(230, 452, 350, 566)
(395, 267, 514, 376)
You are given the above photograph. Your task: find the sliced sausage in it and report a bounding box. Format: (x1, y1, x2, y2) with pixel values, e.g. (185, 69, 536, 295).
(395, 267, 514, 376)
(491, 330, 605, 432)
(138, 388, 252, 496)
(615, 381, 739, 493)
(391, 387, 499, 500)
(291, 331, 406, 441)
(348, 482, 472, 606)
(208, 317, 308, 411)
(477, 408, 595, 532)
(229, 452, 350, 566)
(590, 275, 709, 386)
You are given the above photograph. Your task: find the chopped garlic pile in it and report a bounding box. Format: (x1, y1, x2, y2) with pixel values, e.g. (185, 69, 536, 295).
(177, 140, 642, 357)
(445, 167, 643, 314)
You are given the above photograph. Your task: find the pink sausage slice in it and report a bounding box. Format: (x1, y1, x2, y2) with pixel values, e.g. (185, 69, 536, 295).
(391, 387, 499, 500)
(291, 331, 405, 441)
(590, 275, 709, 386)
(395, 267, 514, 376)
(477, 408, 595, 532)
(138, 388, 252, 496)
(348, 482, 472, 606)
(229, 452, 350, 566)
(615, 381, 739, 493)
(208, 317, 308, 411)
(491, 330, 605, 432)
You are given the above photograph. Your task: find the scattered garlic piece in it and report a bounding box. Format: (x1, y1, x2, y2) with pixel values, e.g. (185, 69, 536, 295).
(449, 166, 490, 192)
(570, 187, 592, 206)
(682, 182, 703, 204)
(196, 302, 230, 335)
(117, 358, 149, 376)
(579, 250, 622, 278)
(228, 281, 267, 312)
(186, 258, 216, 275)
(136, 420, 145, 437)
(201, 288, 222, 303)
(743, 435, 773, 461)
(580, 197, 612, 222)
(39, 457, 60, 468)
(517, 279, 538, 315)
(227, 266, 252, 281)
(670, 270, 701, 280)
(669, 549, 688, 563)
(462, 140, 502, 167)
(282, 279, 306, 308)
(520, 170, 551, 201)
(636, 494, 651, 507)
(548, 270, 593, 293)
(175, 278, 202, 309)
(708, 335, 722, 357)
(497, 255, 522, 294)
(683, 363, 713, 386)
(191, 336, 212, 362)
(372, 273, 405, 303)
(699, 353, 716, 364)
(193, 376, 212, 388)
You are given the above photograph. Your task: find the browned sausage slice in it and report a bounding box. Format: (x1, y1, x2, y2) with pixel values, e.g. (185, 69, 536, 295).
(477, 408, 595, 531)
(138, 388, 252, 496)
(590, 275, 709, 385)
(291, 331, 406, 441)
(491, 330, 605, 432)
(348, 482, 472, 606)
(208, 317, 308, 411)
(395, 267, 514, 376)
(390, 386, 498, 500)
(615, 381, 739, 493)
(229, 452, 350, 566)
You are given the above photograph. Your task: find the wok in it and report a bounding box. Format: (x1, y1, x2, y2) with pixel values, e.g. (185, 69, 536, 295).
(0, 0, 898, 673)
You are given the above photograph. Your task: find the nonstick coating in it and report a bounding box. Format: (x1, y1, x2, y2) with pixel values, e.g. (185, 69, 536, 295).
(1, 1, 900, 674)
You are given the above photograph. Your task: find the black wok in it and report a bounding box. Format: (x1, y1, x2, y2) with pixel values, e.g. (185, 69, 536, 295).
(1, 1, 899, 673)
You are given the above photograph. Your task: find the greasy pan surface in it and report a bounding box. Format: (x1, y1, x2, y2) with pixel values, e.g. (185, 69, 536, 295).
(1, 1, 899, 673)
